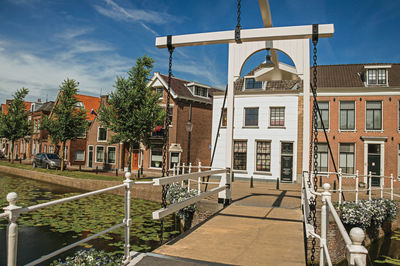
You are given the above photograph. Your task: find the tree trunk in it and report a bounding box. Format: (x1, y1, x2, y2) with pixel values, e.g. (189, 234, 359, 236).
(10, 140, 14, 164)
(60, 141, 65, 172)
(128, 143, 132, 173)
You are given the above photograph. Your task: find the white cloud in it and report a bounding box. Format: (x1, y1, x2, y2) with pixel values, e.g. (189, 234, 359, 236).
(93, 0, 177, 35)
(56, 27, 94, 40)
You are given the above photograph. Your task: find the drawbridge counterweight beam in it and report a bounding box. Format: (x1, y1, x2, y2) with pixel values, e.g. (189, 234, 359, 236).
(156, 24, 334, 48)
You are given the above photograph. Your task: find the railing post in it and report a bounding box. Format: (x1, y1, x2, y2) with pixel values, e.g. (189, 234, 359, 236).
(4, 192, 21, 266)
(338, 168, 343, 205)
(198, 161, 202, 173)
(188, 162, 192, 174)
(355, 170, 359, 204)
(347, 227, 368, 266)
(123, 172, 133, 265)
(320, 183, 331, 266)
(368, 171, 372, 201)
(391, 173, 394, 201)
(380, 175, 384, 199)
(187, 179, 191, 192)
(182, 163, 186, 174)
(174, 163, 177, 176)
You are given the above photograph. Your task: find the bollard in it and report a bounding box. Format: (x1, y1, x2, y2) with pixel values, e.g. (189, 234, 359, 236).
(4, 192, 22, 266)
(250, 176, 254, 188)
(319, 176, 322, 187)
(79, 165, 81, 171)
(347, 228, 368, 265)
(276, 177, 279, 190)
(123, 172, 133, 264)
(116, 168, 118, 177)
(19, 158, 22, 164)
(333, 180, 336, 193)
(96, 166, 98, 175)
(137, 168, 140, 179)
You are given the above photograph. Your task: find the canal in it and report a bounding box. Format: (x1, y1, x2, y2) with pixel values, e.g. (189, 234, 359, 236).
(0, 171, 179, 265)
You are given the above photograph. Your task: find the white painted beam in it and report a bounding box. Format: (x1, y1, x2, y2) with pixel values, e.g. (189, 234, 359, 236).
(156, 24, 334, 48)
(153, 169, 227, 186)
(152, 186, 226, 219)
(258, 0, 272, 28)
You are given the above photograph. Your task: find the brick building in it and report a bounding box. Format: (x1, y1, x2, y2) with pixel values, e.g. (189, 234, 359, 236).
(313, 63, 400, 187)
(143, 72, 220, 174)
(85, 95, 132, 171)
(41, 94, 100, 166)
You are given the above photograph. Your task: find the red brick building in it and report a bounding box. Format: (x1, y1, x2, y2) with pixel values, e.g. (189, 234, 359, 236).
(41, 94, 100, 166)
(313, 63, 400, 187)
(142, 72, 221, 174)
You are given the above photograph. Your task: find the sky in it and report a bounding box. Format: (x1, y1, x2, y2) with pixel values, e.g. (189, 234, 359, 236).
(0, 0, 399, 103)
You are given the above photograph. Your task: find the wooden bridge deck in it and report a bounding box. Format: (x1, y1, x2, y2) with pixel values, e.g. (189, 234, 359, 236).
(147, 181, 306, 266)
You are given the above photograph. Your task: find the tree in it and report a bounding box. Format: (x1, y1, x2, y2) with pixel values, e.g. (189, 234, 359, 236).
(99, 55, 164, 173)
(41, 78, 88, 171)
(0, 88, 32, 163)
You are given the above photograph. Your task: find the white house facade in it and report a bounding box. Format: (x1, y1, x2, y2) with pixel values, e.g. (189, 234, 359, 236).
(211, 77, 301, 183)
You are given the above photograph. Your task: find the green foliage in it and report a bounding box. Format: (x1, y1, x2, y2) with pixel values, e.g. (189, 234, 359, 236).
(51, 249, 122, 265)
(0, 88, 32, 163)
(99, 55, 164, 170)
(41, 79, 88, 170)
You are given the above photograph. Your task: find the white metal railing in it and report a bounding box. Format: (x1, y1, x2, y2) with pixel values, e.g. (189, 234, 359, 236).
(152, 168, 230, 219)
(1, 172, 135, 266)
(302, 172, 368, 266)
(315, 169, 398, 204)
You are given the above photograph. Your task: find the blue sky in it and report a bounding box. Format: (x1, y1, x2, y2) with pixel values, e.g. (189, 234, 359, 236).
(0, 0, 399, 102)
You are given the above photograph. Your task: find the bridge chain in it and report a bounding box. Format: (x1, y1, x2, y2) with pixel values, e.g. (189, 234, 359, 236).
(309, 24, 319, 265)
(159, 36, 174, 244)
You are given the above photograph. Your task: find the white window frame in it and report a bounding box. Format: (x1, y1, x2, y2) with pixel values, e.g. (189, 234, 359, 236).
(339, 101, 356, 131)
(150, 144, 163, 169)
(95, 145, 105, 163)
(194, 86, 208, 98)
(269, 106, 285, 128)
(243, 107, 259, 128)
(254, 140, 272, 173)
(338, 143, 355, 175)
(97, 127, 107, 142)
(316, 101, 330, 130)
(366, 68, 388, 86)
(74, 150, 85, 162)
(365, 101, 383, 132)
(169, 151, 181, 169)
(243, 77, 263, 90)
(107, 146, 116, 164)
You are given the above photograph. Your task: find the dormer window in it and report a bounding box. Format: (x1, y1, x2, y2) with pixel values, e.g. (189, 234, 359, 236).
(365, 66, 390, 86)
(75, 102, 84, 108)
(245, 78, 262, 90)
(194, 86, 208, 97)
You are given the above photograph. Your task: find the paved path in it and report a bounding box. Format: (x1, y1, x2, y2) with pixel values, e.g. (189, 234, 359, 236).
(150, 181, 306, 265)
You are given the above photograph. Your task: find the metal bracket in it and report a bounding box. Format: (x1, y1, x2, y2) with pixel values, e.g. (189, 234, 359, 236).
(167, 35, 174, 52)
(235, 26, 242, 43)
(312, 24, 319, 45)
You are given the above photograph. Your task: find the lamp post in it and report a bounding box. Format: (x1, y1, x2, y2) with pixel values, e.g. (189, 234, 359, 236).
(186, 105, 193, 166)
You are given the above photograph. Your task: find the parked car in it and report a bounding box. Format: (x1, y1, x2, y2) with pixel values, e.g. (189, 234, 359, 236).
(32, 153, 66, 170)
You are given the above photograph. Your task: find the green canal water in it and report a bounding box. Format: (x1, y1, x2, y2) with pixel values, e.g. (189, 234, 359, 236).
(0, 172, 179, 265)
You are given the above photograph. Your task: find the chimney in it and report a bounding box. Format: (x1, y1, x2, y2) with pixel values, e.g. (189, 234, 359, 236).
(6, 99, 12, 105)
(37, 98, 41, 103)
(100, 95, 109, 106)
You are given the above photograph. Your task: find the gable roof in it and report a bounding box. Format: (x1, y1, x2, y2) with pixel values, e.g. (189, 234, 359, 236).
(36, 101, 54, 113)
(75, 94, 101, 121)
(1, 101, 32, 115)
(315, 63, 400, 88)
(151, 72, 222, 104)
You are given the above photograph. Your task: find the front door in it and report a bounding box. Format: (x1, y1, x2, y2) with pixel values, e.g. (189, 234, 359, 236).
(131, 150, 139, 170)
(368, 144, 381, 186)
(88, 146, 93, 168)
(280, 142, 293, 182)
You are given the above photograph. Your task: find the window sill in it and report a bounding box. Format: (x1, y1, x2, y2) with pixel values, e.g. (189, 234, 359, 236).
(268, 126, 286, 129)
(253, 171, 272, 176)
(149, 167, 162, 170)
(339, 129, 356, 132)
(242, 126, 259, 129)
(97, 140, 107, 143)
(364, 130, 384, 133)
(317, 129, 330, 132)
(233, 170, 247, 174)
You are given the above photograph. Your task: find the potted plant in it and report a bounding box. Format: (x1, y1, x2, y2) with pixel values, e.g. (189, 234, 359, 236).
(359, 181, 366, 188)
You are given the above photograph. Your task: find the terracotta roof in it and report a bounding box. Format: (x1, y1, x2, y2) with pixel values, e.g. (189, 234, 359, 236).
(315, 63, 400, 88)
(158, 73, 222, 103)
(75, 94, 101, 121)
(1, 101, 32, 115)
